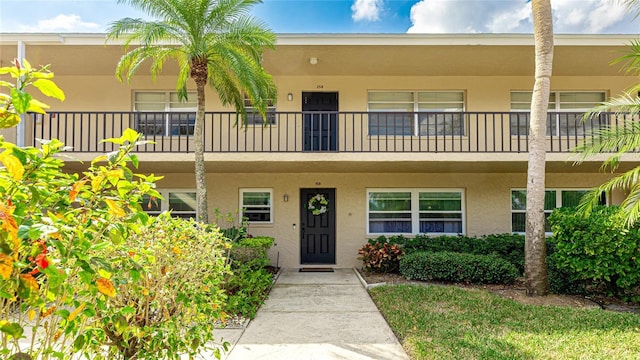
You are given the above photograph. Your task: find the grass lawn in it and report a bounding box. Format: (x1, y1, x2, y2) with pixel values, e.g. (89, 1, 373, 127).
(369, 285, 640, 360)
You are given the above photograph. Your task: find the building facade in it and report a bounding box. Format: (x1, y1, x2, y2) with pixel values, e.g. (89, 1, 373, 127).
(1, 33, 637, 268)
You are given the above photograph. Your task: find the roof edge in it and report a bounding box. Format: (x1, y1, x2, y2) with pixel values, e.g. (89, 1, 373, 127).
(0, 32, 636, 46)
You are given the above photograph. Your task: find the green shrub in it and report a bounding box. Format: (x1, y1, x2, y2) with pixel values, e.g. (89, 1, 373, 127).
(223, 263, 273, 318)
(549, 206, 640, 300)
(400, 251, 519, 284)
(358, 241, 405, 273)
(375, 234, 526, 273)
(223, 236, 275, 318)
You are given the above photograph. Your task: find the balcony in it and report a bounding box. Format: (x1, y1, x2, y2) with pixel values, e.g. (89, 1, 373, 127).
(28, 111, 623, 154)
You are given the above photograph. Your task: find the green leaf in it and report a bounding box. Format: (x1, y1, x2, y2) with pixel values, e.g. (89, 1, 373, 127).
(10, 88, 32, 114)
(27, 98, 51, 114)
(128, 154, 139, 168)
(90, 242, 111, 251)
(56, 309, 71, 319)
(73, 334, 86, 351)
(120, 306, 136, 315)
(0, 322, 23, 338)
(32, 79, 65, 101)
(129, 269, 142, 282)
(122, 128, 140, 144)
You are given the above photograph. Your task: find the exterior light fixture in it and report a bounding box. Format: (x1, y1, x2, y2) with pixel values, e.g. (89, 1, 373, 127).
(287, 93, 293, 101)
(309, 57, 318, 65)
(284, 194, 289, 202)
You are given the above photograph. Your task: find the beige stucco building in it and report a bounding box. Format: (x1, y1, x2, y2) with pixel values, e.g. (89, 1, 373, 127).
(1, 33, 637, 268)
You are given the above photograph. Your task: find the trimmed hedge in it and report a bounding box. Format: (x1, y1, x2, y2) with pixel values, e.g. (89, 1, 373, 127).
(377, 234, 527, 274)
(550, 206, 640, 300)
(400, 251, 519, 284)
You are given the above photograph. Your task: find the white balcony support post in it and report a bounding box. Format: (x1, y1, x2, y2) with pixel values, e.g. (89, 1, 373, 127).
(16, 41, 26, 147)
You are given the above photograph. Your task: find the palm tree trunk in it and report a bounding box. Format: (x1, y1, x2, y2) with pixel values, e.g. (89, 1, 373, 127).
(525, 0, 554, 296)
(193, 76, 209, 223)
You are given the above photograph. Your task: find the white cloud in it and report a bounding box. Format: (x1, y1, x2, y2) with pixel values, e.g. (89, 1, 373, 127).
(352, 0, 384, 22)
(19, 14, 100, 32)
(407, 0, 636, 34)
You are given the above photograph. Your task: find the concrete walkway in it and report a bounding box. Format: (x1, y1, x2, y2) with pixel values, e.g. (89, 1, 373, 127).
(220, 268, 409, 360)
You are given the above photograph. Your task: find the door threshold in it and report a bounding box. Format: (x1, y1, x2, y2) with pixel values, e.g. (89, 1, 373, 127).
(299, 267, 335, 273)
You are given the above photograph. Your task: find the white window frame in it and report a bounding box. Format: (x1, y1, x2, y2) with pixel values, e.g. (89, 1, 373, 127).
(367, 91, 465, 137)
(510, 188, 592, 234)
(510, 91, 607, 137)
(142, 189, 197, 218)
(240, 188, 274, 224)
(134, 91, 197, 136)
(366, 188, 465, 236)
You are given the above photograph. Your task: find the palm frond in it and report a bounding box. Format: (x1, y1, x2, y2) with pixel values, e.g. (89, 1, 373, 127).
(621, 183, 640, 227)
(618, 0, 640, 20)
(611, 39, 640, 75)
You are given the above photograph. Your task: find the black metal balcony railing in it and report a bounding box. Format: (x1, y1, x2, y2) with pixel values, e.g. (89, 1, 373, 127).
(29, 111, 626, 154)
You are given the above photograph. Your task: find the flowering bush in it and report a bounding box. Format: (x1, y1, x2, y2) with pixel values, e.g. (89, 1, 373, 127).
(358, 241, 405, 273)
(83, 213, 231, 359)
(0, 130, 161, 359)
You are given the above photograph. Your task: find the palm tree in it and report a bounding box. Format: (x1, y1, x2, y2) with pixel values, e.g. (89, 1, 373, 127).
(575, 39, 640, 227)
(525, 0, 554, 296)
(107, 0, 277, 223)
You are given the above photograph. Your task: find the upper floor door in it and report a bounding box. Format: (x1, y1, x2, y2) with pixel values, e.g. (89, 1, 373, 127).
(302, 92, 338, 152)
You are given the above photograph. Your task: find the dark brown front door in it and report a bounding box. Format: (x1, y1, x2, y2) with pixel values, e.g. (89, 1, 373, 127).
(300, 188, 336, 264)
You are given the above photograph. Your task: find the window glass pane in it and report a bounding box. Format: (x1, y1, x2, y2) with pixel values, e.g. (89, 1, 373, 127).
(243, 192, 271, 206)
(561, 190, 588, 207)
(368, 115, 413, 136)
(169, 192, 197, 212)
(136, 92, 165, 102)
(135, 113, 166, 135)
(544, 191, 556, 210)
(419, 114, 464, 136)
(512, 213, 526, 232)
(369, 192, 411, 211)
(558, 92, 605, 104)
(141, 194, 162, 213)
(242, 191, 272, 222)
(368, 92, 414, 102)
(369, 103, 414, 112)
(511, 190, 527, 210)
(169, 113, 195, 135)
(418, 91, 463, 102)
(419, 192, 461, 211)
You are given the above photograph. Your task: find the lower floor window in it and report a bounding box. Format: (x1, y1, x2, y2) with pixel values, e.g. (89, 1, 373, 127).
(240, 189, 273, 223)
(141, 190, 197, 219)
(367, 189, 464, 235)
(511, 189, 590, 233)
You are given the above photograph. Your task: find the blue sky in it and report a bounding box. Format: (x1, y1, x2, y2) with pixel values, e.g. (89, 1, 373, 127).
(1, 0, 639, 34)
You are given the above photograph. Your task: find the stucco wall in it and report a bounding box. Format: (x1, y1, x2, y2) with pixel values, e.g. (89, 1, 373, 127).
(154, 171, 616, 268)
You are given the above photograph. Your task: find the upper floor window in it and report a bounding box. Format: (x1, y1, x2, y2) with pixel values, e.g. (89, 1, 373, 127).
(240, 189, 273, 223)
(368, 91, 465, 136)
(141, 190, 197, 219)
(510, 91, 606, 137)
(367, 188, 464, 235)
(134, 91, 196, 136)
(243, 96, 276, 125)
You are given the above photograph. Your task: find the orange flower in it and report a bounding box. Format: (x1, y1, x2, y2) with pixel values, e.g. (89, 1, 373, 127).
(69, 180, 87, 202)
(96, 277, 116, 297)
(0, 201, 19, 255)
(20, 274, 39, 292)
(0, 253, 12, 280)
